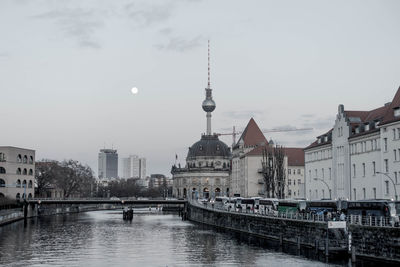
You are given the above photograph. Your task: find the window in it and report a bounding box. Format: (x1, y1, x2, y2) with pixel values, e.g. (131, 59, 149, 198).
(288, 179, 292, 185)
(16, 179, 21, 187)
(294, 179, 296, 185)
(298, 179, 301, 185)
(385, 159, 389, 173)
(29, 156, 33, 164)
(314, 169, 317, 178)
(23, 168, 27, 175)
(0, 152, 5, 162)
(17, 154, 22, 163)
(353, 188, 356, 200)
(362, 163, 365, 177)
(384, 138, 388, 152)
(398, 128, 400, 139)
(373, 188, 377, 199)
(322, 189, 325, 198)
(28, 180, 33, 188)
(0, 167, 5, 174)
(395, 172, 398, 184)
(16, 193, 20, 199)
(309, 170, 311, 182)
(288, 169, 291, 175)
(353, 164, 356, 178)
(297, 169, 301, 174)
(385, 181, 389, 195)
(29, 169, 33, 175)
(372, 161, 376, 175)
(23, 155, 27, 164)
(395, 150, 398, 161)
(315, 189, 318, 199)
(329, 168, 332, 179)
(16, 168, 21, 175)
(393, 129, 396, 140)
(322, 168, 325, 179)
(288, 190, 292, 196)
(363, 188, 366, 199)
(0, 179, 5, 187)
(22, 180, 27, 188)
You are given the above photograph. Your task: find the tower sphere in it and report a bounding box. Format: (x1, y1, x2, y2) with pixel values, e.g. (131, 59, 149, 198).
(202, 99, 216, 112)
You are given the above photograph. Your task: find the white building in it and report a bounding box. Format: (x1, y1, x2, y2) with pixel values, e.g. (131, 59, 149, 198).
(121, 155, 146, 179)
(0, 146, 35, 200)
(231, 118, 305, 198)
(305, 86, 400, 201)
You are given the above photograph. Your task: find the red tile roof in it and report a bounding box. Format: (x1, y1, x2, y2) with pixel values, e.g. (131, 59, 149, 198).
(285, 147, 305, 166)
(236, 118, 268, 147)
(245, 145, 304, 166)
(381, 86, 400, 126)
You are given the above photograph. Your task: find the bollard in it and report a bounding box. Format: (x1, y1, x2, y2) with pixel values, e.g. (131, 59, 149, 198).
(297, 236, 301, 255)
(351, 245, 356, 263)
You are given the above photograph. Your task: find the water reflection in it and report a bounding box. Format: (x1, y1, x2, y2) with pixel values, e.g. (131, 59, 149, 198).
(0, 210, 331, 267)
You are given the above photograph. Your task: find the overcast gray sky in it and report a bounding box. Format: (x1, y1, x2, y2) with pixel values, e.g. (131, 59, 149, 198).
(1, 0, 400, 176)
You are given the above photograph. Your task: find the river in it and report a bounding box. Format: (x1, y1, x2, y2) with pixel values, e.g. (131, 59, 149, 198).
(0, 210, 335, 266)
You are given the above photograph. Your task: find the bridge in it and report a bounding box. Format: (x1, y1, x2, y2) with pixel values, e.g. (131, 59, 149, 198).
(20, 198, 188, 221)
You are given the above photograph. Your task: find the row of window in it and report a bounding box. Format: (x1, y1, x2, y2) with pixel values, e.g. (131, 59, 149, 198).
(288, 179, 302, 186)
(305, 149, 332, 162)
(17, 154, 34, 164)
(288, 169, 302, 175)
(350, 139, 380, 155)
(0, 179, 33, 188)
(309, 167, 332, 181)
(287, 189, 300, 197)
(0, 167, 34, 175)
(353, 187, 377, 200)
(352, 162, 377, 178)
(392, 128, 400, 140)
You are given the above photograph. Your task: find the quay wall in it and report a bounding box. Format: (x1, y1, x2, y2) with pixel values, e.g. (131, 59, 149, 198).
(349, 224, 400, 262)
(187, 203, 337, 248)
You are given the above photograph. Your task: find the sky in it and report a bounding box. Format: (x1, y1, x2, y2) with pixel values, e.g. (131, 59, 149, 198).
(1, 0, 400, 177)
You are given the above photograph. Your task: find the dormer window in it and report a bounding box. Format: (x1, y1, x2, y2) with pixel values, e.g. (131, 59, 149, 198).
(199, 145, 203, 151)
(365, 124, 370, 131)
(216, 145, 220, 151)
(394, 107, 400, 117)
(318, 138, 321, 144)
(355, 126, 360, 134)
(324, 136, 328, 142)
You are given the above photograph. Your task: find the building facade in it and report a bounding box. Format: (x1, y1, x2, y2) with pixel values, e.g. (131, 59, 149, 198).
(121, 155, 146, 179)
(231, 118, 305, 198)
(305, 87, 400, 201)
(0, 146, 35, 200)
(98, 149, 118, 179)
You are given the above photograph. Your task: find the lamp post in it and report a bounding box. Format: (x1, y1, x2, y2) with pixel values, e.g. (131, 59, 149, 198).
(376, 172, 398, 200)
(313, 178, 331, 199)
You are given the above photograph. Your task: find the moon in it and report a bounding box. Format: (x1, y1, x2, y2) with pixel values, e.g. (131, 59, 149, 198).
(131, 87, 138, 94)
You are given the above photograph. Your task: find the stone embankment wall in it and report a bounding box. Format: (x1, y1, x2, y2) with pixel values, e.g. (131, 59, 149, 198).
(349, 224, 400, 262)
(187, 203, 339, 249)
(0, 209, 24, 226)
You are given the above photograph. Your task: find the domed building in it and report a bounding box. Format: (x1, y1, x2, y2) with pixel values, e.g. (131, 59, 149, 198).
(171, 45, 231, 199)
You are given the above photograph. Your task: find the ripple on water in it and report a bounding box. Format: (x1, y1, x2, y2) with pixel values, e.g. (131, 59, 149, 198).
(0, 211, 337, 267)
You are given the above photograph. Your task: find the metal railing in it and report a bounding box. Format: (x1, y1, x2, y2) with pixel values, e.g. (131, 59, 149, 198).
(190, 199, 399, 227)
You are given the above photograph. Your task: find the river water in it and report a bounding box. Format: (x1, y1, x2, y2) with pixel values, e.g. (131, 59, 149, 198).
(0, 210, 336, 267)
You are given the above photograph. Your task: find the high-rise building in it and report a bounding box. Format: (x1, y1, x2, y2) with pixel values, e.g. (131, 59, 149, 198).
(98, 149, 118, 179)
(121, 155, 146, 179)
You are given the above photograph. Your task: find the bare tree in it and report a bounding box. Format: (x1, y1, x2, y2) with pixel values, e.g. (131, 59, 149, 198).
(35, 160, 63, 197)
(261, 145, 286, 199)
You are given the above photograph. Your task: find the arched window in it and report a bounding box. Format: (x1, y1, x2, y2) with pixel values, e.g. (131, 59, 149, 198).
(16, 193, 21, 199)
(0, 193, 5, 198)
(17, 179, 21, 188)
(22, 193, 26, 199)
(223, 162, 226, 168)
(28, 193, 32, 199)
(29, 156, 33, 164)
(17, 154, 22, 163)
(23, 168, 27, 175)
(23, 155, 28, 164)
(0, 167, 5, 174)
(22, 180, 27, 188)
(16, 168, 21, 175)
(29, 169, 33, 175)
(0, 152, 5, 162)
(28, 180, 33, 188)
(0, 179, 5, 187)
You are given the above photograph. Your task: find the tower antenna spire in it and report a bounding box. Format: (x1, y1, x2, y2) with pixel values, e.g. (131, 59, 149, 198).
(208, 40, 210, 88)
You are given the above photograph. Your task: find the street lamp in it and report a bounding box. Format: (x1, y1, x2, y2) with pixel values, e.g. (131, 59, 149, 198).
(313, 178, 331, 199)
(376, 172, 398, 201)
